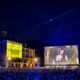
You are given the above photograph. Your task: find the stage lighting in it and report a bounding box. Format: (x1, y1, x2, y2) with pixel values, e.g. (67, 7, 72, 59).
(8, 57, 11, 61)
(34, 58, 38, 63)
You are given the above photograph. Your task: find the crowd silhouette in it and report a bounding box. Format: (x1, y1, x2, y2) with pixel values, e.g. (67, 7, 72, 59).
(0, 68, 80, 80)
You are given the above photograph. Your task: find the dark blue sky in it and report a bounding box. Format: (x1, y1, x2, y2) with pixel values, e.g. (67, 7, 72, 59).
(0, 0, 80, 45)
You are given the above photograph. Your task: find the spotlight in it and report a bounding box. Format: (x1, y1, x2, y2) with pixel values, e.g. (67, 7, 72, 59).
(34, 58, 38, 63)
(8, 57, 11, 61)
(50, 19, 53, 22)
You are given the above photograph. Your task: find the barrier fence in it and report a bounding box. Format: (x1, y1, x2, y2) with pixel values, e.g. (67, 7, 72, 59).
(0, 62, 35, 69)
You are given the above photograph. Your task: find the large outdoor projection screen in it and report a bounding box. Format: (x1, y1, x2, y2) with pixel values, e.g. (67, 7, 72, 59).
(44, 45, 79, 66)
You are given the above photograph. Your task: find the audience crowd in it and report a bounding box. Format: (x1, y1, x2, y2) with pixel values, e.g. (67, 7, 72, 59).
(0, 68, 80, 80)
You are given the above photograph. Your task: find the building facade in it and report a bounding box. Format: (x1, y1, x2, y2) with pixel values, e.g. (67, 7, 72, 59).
(22, 47, 35, 68)
(0, 40, 36, 68)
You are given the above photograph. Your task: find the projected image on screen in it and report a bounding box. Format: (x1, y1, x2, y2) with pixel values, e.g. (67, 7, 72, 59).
(44, 45, 79, 65)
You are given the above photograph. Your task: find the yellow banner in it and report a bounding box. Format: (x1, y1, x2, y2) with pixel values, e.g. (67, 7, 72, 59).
(6, 40, 22, 59)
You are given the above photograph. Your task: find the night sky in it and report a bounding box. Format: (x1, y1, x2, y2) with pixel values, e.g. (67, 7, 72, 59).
(0, 0, 80, 46)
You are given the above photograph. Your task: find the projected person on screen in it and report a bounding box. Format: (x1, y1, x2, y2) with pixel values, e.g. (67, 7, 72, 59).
(56, 48, 68, 62)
